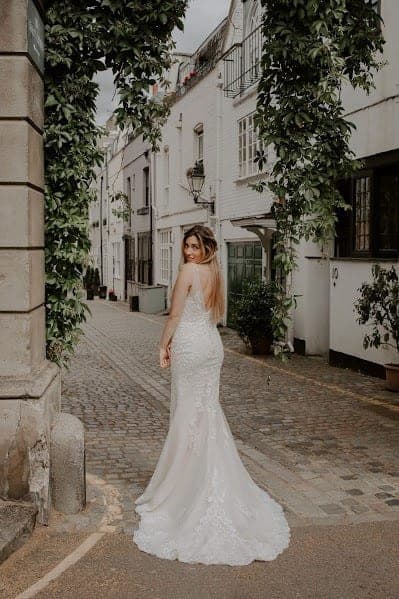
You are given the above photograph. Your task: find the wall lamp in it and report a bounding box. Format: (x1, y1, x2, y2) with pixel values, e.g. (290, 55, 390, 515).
(186, 161, 214, 213)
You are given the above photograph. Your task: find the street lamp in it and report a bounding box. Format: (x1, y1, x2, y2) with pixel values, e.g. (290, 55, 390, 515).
(186, 161, 214, 212)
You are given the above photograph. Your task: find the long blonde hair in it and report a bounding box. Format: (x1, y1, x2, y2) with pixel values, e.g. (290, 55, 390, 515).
(182, 225, 225, 322)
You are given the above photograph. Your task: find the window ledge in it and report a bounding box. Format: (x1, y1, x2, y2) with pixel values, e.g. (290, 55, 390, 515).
(137, 206, 149, 215)
(232, 84, 258, 107)
(331, 257, 398, 262)
(234, 171, 270, 184)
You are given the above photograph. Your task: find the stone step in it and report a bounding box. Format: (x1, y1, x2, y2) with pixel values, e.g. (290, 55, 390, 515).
(0, 500, 37, 565)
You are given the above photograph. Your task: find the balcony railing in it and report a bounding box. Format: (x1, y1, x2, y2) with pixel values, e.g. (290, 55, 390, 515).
(223, 25, 263, 98)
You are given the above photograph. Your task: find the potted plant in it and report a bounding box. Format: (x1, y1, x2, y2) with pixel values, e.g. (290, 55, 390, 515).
(99, 283, 107, 299)
(108, 289, 117, 301)
(355, 264, 399, 391)
(234, 279, 278, 355)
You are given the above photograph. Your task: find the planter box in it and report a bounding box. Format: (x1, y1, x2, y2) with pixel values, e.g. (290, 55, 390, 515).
(138, 285, 166, 314)
(385, 363, 399, 392)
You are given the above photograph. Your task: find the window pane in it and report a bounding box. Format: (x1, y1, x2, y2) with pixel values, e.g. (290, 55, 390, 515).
(377, 169, 399, 252)
(355, 176, 371, 252)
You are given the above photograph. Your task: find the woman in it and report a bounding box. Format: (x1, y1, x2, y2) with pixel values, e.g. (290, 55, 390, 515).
(133, 225, 290, 565)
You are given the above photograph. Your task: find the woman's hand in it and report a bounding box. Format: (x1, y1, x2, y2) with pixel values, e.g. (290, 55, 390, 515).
(159, 345, 170, 369)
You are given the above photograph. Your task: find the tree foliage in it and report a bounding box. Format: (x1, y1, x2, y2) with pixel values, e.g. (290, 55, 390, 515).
(45, 0, 187, 365)
(255, 0, 385, 352)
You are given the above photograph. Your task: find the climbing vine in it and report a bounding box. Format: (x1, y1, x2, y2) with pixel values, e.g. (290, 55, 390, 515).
(255, 0, 384, 354)
(45, 1, 187, 365)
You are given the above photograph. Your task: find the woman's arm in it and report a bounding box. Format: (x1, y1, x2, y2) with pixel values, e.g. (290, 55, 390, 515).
(159, 263, 194, 351)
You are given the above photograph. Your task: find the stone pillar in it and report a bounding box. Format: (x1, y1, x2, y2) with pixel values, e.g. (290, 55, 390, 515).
(0, 0, 60, 524)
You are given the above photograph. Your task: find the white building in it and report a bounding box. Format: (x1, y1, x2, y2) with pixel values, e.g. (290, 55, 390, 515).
(89, 116, 125, 299)
(327, 0, 399, 375)
(152, 23, 229, 304)
(90, 0, 398, 377)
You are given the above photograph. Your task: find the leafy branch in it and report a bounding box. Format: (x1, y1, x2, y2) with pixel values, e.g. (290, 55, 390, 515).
(255, 0, 385, 356)
(45, 0, 187, 366)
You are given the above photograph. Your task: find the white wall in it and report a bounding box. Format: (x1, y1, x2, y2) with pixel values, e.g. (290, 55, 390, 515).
(89, 128, 125, 299)
(330, 260, 398, 366)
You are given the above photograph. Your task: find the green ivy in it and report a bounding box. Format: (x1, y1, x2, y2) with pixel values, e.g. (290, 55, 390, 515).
(45, 1, 187, 366)
(255, 0, 385, 355)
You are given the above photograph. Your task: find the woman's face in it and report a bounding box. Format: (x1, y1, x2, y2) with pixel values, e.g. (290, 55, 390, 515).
(184, 235, 203, 263)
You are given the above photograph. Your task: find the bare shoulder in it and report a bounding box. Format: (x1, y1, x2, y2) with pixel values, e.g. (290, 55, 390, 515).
(178, 262, 196, 283)
(180, 262, 196, 274)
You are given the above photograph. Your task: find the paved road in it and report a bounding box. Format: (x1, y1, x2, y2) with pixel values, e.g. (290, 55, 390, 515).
(64, 299, 399, 529)
(2, 299, 398, 598)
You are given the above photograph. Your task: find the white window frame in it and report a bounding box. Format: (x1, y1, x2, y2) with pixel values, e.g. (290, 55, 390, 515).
(238, 112, 265, 178)
(194, 123, 204, 167)
(159, 229, 173, 286)
(112, 242, 121, 279)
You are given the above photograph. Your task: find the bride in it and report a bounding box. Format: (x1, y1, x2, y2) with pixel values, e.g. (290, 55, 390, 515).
(133, 225, 290, 565)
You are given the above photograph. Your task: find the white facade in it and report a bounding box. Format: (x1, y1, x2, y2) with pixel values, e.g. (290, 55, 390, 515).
(326, 0, 399, 370)
(89, 117, 126, 299)
(153, 35, 226, 306)
(89, 0, 398, 375)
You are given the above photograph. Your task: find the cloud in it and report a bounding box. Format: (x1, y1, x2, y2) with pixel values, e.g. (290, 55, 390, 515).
(95, 0, 231, 126)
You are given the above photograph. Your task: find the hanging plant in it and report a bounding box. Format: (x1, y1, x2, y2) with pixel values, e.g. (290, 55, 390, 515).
(255, 0, 385, 357)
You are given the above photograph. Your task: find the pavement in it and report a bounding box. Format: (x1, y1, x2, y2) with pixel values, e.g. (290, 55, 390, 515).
(1, 298, 398, 598)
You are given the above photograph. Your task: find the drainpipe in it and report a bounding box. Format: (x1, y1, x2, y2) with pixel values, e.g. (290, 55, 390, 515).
(150, 150, 157, 286)
(149, 158, 153, 286)
(100, 175, 103, 285)
(215, 72, 225, 321)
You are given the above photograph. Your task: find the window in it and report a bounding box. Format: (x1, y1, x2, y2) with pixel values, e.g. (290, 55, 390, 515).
(238, 113, 265, 178)
(126, 176, 132, 228)
(143, 167, 150, 207)
(354, 175, 371, 252)
(335, 155, 399, 259)
(112, 242, 121, 279)
(159, 229, 173, 286)
(125, 237, 135, 282)
(194, 123, 204, 168)
(138, 231, 152, 284)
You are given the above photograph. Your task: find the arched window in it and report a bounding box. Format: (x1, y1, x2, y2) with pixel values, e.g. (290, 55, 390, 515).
(245, 0, 262, 38)
(244, 1, 262, 82)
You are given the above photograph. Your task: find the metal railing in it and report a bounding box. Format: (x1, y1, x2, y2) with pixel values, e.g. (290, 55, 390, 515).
(223, 25, 263, 98)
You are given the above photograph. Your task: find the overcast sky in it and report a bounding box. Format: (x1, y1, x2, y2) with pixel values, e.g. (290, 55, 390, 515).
(95, 0, 231, 126)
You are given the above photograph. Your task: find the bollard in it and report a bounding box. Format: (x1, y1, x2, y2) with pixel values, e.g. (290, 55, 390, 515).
(50, 413, 86, 514)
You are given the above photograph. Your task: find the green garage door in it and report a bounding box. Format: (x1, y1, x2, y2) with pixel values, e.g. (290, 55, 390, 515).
(227, 241, 262, 327)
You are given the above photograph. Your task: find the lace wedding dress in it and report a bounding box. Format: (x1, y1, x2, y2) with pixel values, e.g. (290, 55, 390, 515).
(133, 264, 290, 565)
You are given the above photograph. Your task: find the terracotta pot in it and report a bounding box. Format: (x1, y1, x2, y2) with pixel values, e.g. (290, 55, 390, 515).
(249, 335, 272, 355)
(385, 363, 399, 392)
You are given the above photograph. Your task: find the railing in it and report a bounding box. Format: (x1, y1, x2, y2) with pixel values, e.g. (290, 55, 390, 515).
(223, 25, 263, 98)
(175, 57, 217, 98)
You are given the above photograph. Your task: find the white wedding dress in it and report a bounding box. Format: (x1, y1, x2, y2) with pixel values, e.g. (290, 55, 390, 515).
(133, 264, 290, 565)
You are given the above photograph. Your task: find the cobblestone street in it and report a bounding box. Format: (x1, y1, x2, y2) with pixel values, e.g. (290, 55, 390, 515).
(62, 300, 399, 532)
